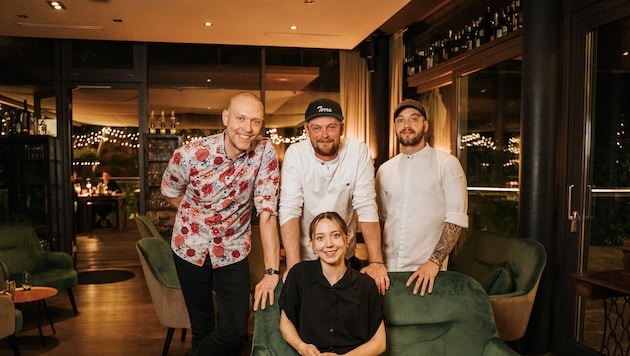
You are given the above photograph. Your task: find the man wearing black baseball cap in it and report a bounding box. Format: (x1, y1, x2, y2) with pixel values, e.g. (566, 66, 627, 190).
(376, 98, 468, 296)
(279, 98, 390, 295)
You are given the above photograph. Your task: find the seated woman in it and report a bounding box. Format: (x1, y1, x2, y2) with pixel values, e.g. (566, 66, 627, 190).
(279, 211, 386, 356)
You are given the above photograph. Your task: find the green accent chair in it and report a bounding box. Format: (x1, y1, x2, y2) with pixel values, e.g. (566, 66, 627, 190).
(0, 223, 78, 314)
(135, 215, 165, 241)
(0, 293, 22, 356)
(136, 237, 190, 356)
(251, 271, 518, 356)
(449, 231, 547, 343)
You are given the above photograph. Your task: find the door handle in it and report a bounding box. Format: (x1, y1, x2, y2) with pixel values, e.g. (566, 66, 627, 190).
(568, 184, 579, 232)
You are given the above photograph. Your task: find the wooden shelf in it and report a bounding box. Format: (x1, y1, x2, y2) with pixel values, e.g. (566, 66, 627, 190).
(406, 30, 522, 93)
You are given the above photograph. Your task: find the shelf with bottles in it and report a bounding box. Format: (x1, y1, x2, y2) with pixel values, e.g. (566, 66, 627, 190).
(1, 100, 49, 137)
(404, 0, 523, 81)
(147, 110, 180, 135)
(147, 162, 168, 186)
(146, 135, 182, 162)
(146, 187, 175, 211)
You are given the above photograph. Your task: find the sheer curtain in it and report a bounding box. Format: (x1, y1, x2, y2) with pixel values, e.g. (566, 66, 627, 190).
(340, 49, 370, 143)
(389, 29, 405, 158)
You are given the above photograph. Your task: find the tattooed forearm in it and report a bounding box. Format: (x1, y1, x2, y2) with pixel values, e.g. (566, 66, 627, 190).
(429, 222, 463, 266)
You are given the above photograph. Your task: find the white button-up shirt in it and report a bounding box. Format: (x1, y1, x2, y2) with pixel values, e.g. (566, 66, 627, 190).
(279, 138, 379, 260)
(376, 145, 468, 271)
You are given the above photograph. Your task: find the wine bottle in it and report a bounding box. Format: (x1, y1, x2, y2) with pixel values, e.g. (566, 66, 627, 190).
(479, 7, 494, 44)
(169, 111, 177, 134)
(22, 100, 29, 134)
(425, 45, 434, 69)
(160, 111, 166, 135)
(416, 50, 426, 73)
(149, 110, 156, 134)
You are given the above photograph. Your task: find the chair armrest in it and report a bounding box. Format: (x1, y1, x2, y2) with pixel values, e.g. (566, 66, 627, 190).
(0, 261, 9, 280)
(0, 293, 16, 337)
(489, 289, 538, 342)
(482, 338, 520, 356)
(40, 251, 75, 269)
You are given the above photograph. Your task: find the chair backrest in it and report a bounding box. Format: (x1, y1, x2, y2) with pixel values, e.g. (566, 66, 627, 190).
(0, 293, 21, 340)
(0, 224, 44, 275)
(383, 271, 514, 355)
(136, 237, 190, 329)
(135, 215, 165, 241)
(449, 231, 547, 341)
(251, 271, 517, 356)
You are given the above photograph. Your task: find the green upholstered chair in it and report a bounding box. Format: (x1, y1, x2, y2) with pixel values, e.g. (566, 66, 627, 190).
(251, 271, 518, 356)
(0, 223, 78, 314)
(0, 293, 23, 356)
(135, 215, 166, 241)
(449, 231, 547, 343)
(136, 237, 190, 356)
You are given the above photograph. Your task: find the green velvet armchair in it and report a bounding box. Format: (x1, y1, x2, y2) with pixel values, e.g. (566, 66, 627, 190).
(251, 271, 518, 356)
(136, 237, 190, 356)
(0, 223, 78, 314)
(0, 293, 22, 356)
(449, 231, 547, 342)
(135, 215, 166, 241)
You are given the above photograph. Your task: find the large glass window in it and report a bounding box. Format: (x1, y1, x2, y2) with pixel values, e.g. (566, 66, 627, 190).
(458, 59, 522, 235)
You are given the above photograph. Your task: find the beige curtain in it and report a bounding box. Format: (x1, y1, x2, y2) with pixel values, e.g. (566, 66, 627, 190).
(389, 29, 405, 158)
(340, 49, 370, 143)
(420, 89, 451, 153)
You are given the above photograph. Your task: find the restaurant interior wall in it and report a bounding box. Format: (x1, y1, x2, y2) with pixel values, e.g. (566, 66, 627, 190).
(0, 37, 342, 251)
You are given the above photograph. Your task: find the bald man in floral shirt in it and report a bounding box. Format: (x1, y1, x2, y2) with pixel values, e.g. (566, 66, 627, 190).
(161, 92, 280, 355)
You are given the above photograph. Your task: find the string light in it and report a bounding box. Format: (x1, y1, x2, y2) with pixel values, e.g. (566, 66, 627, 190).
(73, 127, 140, 149)
(266, 128, 307, 145)
(460, 133, 497, 150)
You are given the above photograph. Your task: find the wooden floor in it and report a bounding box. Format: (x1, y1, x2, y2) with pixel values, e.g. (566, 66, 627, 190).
(1, 222, 253, 356)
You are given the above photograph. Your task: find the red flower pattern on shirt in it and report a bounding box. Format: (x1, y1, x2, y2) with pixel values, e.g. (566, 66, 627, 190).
(161, 132, 279, 268)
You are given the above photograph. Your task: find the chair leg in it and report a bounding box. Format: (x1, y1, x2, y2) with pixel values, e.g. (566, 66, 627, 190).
(163, 327, 175, 356)
(9, 334, 21, 356)
(67, 288, 78, 314)
(181, 328, 187, 342)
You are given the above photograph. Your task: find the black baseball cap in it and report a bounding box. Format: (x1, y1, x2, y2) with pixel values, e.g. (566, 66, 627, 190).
(393, 99, 426, 119)
(305, 98, 344, 122)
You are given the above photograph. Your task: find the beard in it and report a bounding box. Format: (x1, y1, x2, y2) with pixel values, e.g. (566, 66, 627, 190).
(312, 140, 339, 157)
(397, 129, 424, 147)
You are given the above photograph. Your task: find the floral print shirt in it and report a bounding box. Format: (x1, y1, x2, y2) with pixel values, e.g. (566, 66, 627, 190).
(161, 132, 279, 268)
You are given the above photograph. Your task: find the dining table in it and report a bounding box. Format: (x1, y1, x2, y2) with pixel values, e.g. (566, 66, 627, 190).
(14, 286, 58, 347)
(76, 192, 126, 232)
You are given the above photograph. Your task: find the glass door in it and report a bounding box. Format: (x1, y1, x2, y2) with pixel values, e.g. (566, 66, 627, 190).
(563, 5, 630, 355)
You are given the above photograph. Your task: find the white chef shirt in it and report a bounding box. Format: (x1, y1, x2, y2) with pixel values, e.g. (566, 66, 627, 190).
(376, 145, 468, 271)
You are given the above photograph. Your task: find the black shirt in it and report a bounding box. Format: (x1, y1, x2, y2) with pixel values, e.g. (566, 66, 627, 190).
(279, 260, 383, 354)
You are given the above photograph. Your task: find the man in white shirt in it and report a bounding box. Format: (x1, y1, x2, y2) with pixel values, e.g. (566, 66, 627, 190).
(376, 99, 468, 296)
(279, 98, 389, 294)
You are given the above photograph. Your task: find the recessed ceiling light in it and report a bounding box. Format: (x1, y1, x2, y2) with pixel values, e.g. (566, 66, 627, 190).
(304, 0, 314, 3)
(17, 14, 28, 19)
(206, 78, 212, 83)
(113, 19, 123, 23)
(289, 25, 298, 30)
(203, 22, 212, 27)
(46, 1, 66, 10)
(623, 51, 629, 56)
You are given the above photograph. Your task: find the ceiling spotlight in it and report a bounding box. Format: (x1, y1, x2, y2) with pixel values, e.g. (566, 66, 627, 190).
(623, 51, 629, 56)
(46, 1, 66, 10)
(289, 25, 298, 30)
(304, 0, 314, 3)
(113, 19, 123, 23)
(203, 22, 212, 27)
